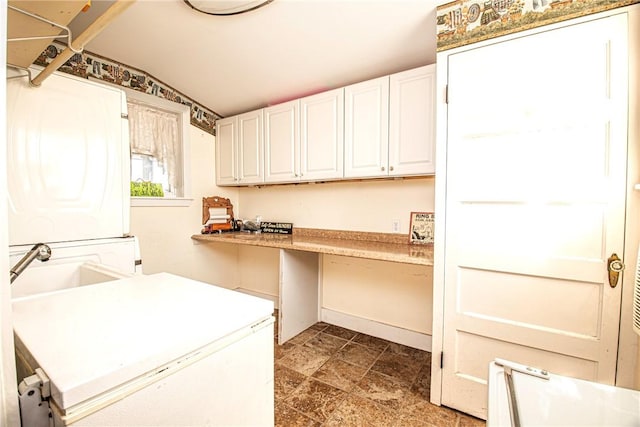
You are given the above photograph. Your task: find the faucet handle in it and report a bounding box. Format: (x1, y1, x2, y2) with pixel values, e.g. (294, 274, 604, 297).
(36, 243, 52, 262)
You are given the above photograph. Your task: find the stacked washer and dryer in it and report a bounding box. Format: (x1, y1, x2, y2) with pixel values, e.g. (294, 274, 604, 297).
(6, 70, 274, 426)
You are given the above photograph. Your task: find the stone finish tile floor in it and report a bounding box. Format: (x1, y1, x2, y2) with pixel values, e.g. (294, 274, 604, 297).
(273, 315, 486, 427)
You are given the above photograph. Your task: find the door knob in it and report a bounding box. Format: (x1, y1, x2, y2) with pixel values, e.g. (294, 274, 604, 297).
(607, 253, 624, 288)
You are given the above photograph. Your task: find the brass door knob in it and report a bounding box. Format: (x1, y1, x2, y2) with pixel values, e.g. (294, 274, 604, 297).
(607, 253, 624, 288)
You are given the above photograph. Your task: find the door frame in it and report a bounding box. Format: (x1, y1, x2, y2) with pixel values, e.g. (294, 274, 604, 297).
(431, 3, 640, 407)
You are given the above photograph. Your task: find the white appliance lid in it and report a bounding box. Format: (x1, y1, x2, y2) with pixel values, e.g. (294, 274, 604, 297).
(488, 361, 640, 426)
(12, 273, 273, 410)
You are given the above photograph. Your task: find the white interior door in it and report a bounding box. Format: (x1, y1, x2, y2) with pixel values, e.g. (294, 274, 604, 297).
(440, 13, 629, 419)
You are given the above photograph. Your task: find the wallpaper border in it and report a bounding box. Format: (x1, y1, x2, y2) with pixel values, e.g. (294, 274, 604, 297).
(34, 42, 222, 136)
(437, 0, 639, 51)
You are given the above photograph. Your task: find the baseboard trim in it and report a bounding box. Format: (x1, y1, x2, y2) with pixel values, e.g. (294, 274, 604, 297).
(321, 308, 432, 352)
(234, 287, 279, 306)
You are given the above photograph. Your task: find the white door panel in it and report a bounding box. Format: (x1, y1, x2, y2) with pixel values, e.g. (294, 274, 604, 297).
(215, 116, 238, 185)
(344, 76, 389, 178)
(264, 100, 299, 183)
(456, 269, 603, 340)
(440, 13, 628, 418)
(389, 65, 436, 176)
(237, 110, 264, 184)
(300, 88, 344, 181)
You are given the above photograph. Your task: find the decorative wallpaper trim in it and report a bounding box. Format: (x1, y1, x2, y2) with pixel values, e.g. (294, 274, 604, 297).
(34, 42, 222, 136)
(436, 0, 639, 51)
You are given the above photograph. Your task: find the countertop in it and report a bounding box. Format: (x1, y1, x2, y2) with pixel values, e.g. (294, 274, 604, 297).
(191, 228, 433, 266)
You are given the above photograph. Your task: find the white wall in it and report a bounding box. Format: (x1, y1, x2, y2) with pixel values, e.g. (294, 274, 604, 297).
(237, 177, 434, 233)
(236, 177, 436, 335)
(134, 133, 436, 337)
(130, 127, 240, 288)
(323, 255, 433, 334)
(237, 246, 279, 299)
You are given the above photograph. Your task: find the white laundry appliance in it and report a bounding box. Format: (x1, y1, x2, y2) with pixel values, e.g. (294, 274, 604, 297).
(9, 237, 140, 299)
(7, 66, 139, 285)
(12, 273, 275, 427)
(7, 70, 275, 426)
(487, 359, 640, 426)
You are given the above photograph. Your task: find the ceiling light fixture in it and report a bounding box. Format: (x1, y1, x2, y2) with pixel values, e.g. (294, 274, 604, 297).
(183, 0, 274, 16)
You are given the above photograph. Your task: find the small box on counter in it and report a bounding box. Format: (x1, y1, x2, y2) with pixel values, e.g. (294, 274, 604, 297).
(260, 222, 293, 234)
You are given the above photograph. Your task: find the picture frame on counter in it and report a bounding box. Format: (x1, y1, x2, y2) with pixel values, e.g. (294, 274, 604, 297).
(409, 212, 434, 245)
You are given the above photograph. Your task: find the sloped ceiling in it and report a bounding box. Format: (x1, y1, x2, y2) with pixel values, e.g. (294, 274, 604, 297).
(68, 0, 438, 118)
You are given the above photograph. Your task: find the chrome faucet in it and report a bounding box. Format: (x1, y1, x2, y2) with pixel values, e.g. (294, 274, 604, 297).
(10, 243, 52, 284)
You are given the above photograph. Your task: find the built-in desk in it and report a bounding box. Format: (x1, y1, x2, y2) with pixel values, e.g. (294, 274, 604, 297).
(192, 228, 434, 346)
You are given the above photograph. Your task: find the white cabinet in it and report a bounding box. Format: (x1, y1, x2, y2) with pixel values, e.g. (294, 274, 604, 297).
(215, 116, 237, 186)
(237, 110, 264, 184)
(344, 65, 435, 179)
(300, 88, 344, 181)
(264, 100, 300, 183)
(344, 76, 390, 178)
(216, 109, 264, 186)
(218, 64, 435, 186)
(265, 89, 344, 184)
(389, 64, 436, 176)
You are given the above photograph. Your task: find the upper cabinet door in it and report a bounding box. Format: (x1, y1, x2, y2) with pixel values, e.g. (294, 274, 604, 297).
(264, 100, 300, 183)
(300, 88, 344, 181)
(389, 64, 436, 176)
(237, 109, 264, 185)
(344, 76, 390, 179)
(216, 116, 238, 186)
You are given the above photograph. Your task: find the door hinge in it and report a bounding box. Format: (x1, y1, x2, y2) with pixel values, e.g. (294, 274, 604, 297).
(18, 368, 52, 427)
(445, 85, 449, 104)
(440, 351, 444, 369)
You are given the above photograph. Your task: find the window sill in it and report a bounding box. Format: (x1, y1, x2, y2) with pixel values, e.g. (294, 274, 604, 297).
(131, 197, 194, 207)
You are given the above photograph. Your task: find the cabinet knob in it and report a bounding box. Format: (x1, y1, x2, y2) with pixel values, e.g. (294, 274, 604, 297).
(381, 166, 385, 171)
(390, 166, 394, 172)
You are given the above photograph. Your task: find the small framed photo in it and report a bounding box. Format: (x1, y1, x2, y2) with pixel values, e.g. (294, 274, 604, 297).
(409, 212, 434, 244)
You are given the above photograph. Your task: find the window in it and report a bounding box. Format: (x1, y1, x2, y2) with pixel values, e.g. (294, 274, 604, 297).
(125, 89, 191, 206)
(131, 154, 171, 196)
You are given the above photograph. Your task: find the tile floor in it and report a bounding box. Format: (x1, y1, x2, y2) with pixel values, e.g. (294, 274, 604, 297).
(273, 314, 486, 427)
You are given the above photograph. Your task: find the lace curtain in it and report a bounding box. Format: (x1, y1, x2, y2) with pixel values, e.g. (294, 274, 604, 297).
(127, 100, 181, 194)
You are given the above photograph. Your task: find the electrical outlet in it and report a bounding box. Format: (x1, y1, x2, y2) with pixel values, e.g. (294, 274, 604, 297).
(392, 220, 400, 233)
